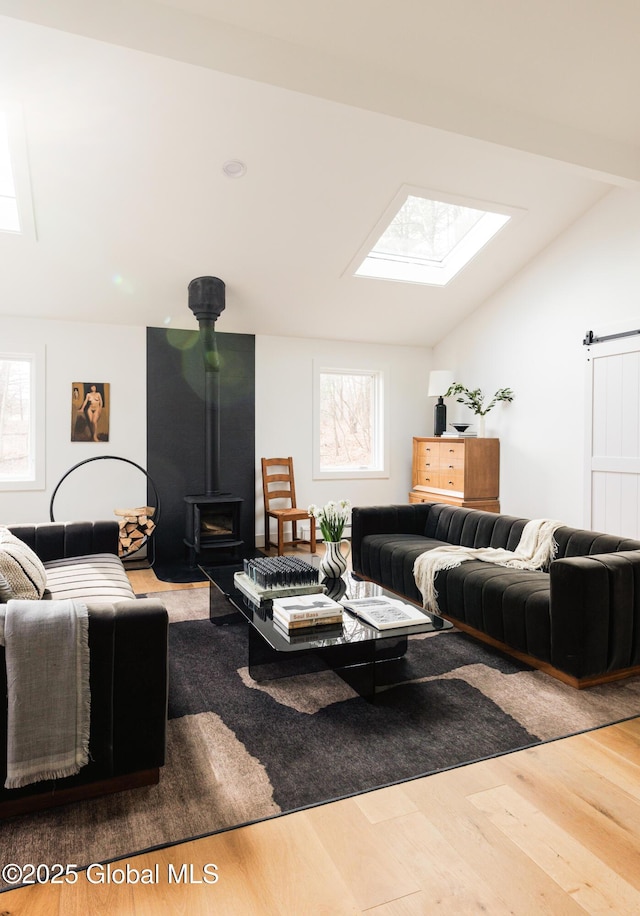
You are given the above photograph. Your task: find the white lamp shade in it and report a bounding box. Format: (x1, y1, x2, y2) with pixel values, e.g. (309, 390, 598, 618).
(428, 370, 454, 398)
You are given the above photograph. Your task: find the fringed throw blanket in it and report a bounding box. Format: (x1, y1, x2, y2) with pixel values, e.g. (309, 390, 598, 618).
(0, 599, 90, 789)
(413, 518, 563, 613)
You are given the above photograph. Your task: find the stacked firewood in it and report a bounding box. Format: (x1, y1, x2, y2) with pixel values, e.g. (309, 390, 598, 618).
(114, 506, 156, 556)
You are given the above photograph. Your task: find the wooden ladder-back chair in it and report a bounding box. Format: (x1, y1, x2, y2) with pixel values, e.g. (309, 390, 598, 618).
(261, 457, 316, 555)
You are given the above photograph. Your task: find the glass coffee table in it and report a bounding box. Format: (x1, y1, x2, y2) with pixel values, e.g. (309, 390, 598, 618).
(199, 563, 452, 698)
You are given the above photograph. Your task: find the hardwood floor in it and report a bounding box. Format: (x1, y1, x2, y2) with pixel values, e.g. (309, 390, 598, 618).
(3, 566, 640, 914)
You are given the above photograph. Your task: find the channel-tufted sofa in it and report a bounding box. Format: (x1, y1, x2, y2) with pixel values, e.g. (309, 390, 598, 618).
(352, 502, 640, 687)
(0, 520, 168, 816)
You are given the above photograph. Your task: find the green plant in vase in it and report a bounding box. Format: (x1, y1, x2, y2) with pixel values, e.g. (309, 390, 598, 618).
(445, 383, 514, 436)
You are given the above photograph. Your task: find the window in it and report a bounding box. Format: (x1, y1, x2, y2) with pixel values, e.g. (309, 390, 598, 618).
(0, 112, 19, 232)
(0, 102, 36, 238)
(350, 186, 519, 286)
(0, 351, 44, 490)
(313, 365, 388, 479)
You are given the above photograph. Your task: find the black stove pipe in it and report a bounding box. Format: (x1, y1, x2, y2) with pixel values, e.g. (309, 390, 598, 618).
(187, 276, 226, 497)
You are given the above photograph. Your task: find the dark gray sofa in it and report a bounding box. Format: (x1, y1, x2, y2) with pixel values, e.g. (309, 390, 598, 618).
(0, 520, 168, 816)
(352, 503, 640, 687)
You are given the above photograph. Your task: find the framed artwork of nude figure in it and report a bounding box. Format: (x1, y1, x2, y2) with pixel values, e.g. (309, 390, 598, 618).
(71, 382, 110, 442)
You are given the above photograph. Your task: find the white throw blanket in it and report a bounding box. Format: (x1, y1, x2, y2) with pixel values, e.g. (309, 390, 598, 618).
(0, 599, 90, 789)
(413, 518, 563, 613)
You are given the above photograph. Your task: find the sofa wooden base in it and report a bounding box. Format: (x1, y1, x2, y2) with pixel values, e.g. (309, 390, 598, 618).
(0, 768, 160, 819)
(353, 570, 640, 690)
(440, 615, 640, 689)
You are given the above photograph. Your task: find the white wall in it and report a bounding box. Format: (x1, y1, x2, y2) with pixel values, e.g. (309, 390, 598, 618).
(2, 318, 430, 536)
(1, 316, 147, 524)
(434, 186, 640, 527)
(255, 335, 431, 542)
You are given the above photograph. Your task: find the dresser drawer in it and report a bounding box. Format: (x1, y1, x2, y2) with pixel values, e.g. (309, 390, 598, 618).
(415, 470, 441, 488)
(440, 442, 464, 467)
(416, 441, 441, 461)
(439, 470, 464, 492)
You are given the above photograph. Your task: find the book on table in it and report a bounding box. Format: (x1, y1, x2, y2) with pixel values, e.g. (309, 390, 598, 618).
(271, 593, 343, 630)
(233, 571, 325, 606)
(341, 596, 429, 630)
(272, 593, 344, 622)
(273, 618, 344, 642)
(272, 609, 343, 630)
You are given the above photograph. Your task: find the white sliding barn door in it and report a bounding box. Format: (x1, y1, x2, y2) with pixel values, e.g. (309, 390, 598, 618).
(586, 334, 640, 536)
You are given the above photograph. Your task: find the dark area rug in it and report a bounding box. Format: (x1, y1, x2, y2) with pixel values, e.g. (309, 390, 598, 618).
(2, 586, 640, 884)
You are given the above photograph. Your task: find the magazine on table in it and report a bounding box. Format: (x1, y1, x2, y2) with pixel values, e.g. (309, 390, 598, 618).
(341, 596, 429, 629)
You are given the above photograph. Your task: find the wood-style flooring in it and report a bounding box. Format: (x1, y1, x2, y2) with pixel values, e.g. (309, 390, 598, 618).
(3, 563, 640, 915)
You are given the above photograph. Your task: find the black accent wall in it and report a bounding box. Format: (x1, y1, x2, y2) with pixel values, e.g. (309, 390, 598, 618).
(147, 327, 255, 567)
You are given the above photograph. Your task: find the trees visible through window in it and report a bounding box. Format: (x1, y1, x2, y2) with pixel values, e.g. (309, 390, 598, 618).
(0, 356, 33, 481)
(316, 368, 385, 477)
(351, 185, 515, 286)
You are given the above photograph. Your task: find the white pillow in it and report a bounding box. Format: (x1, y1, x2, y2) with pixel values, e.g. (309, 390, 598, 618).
(0, 528, 47, 599)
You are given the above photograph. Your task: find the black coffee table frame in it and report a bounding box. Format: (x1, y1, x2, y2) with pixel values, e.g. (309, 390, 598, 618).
(199, 564, 452, 698)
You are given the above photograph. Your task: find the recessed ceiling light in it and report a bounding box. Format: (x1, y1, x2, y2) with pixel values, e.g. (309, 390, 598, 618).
(222, 159, 247, 178)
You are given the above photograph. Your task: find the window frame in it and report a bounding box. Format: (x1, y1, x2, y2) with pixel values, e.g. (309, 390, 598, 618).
(0, 101, 37, 240)
(347, 185, 521, 287)
(0, 347, 45, 491)
(312, 362, 389, 480)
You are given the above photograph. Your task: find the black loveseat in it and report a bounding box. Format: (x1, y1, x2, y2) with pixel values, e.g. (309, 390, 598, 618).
(352, 503, 640, 687)
(0, 520, 168, 816)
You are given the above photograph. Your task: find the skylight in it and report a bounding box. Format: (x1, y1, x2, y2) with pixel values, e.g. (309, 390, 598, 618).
(0, 112, 20, 233)
(352, 187, 516, 286)
(0, 103, 36, 239)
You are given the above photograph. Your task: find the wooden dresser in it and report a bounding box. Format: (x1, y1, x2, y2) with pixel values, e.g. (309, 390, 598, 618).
(409, 436, 500, 512)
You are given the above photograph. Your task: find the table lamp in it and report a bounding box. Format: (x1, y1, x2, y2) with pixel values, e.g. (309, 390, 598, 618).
(428, 370, 454, 437)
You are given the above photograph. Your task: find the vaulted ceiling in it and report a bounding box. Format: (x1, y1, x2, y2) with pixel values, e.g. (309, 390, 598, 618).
(0, 1, 637, 346)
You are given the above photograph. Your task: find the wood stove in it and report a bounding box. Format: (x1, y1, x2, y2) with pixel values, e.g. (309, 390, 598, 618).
(184, 494, 243, 565)
(183, 277, 244, 565)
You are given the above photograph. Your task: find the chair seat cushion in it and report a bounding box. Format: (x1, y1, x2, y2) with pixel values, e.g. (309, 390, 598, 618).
(360, 534, 451, 603)
(43, 554, 135, 603)
(435, 560, 551, 660)
(269, 508, 310, 519)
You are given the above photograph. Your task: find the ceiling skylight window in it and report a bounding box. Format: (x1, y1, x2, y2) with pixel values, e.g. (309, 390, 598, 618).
(0, 103, 36, 239)
(0, 112, 20, 233)
(352, 187, 518, 286)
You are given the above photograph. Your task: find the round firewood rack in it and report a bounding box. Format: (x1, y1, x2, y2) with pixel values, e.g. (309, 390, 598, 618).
(49, 456, 161, 564)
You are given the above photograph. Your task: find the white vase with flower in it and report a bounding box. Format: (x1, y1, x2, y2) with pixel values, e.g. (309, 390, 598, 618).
(308, 500, 351, 578)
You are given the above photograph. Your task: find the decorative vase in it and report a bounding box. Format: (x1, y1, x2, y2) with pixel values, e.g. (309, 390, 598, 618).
(319, 539, 351, 579)
(476, 414, 486, 437)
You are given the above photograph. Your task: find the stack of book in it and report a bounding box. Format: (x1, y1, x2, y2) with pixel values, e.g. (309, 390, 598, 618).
(272, 593, 343, 633)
